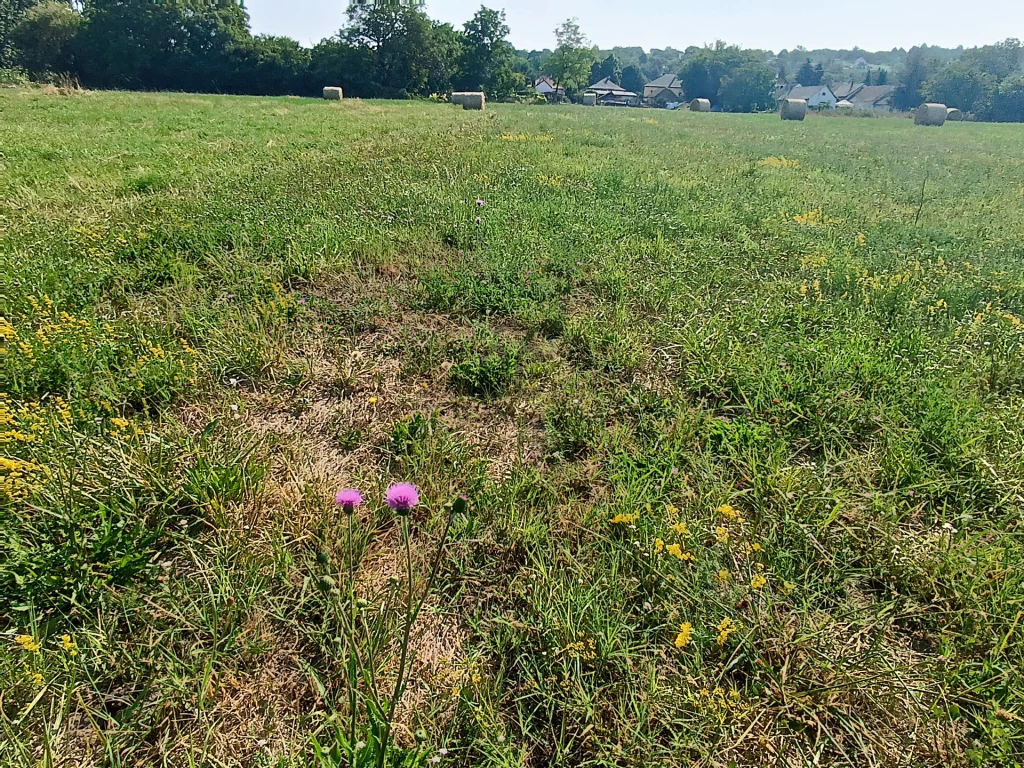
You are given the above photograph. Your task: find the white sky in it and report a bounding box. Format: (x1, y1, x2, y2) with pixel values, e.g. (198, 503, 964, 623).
(245, 0, 1024, 52)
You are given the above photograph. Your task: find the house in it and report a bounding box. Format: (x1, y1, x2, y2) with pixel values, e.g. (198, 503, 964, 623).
(648, 86, 683, 108)
(831, 81, 862, 100)
(534, 77, 565, 101)
(847, 84, 893, 111)
(777, 84, 837, 108)
(585, 77, 639, 107)
(854, 57, 869, 69)
(828, 82, 893, 110)
(643, 74, 683, 103)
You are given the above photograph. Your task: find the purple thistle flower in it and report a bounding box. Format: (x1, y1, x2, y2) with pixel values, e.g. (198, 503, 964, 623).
(475, 216, 482, 224)
(476, 199, 484, 207)
(336, 488, 363, 513)
(386, 483, 420, 514)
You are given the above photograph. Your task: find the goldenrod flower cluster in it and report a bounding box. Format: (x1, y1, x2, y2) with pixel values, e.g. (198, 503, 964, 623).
(673, 622, 693, 648)
(716, 617, 740, 646)
(15, 634, 41, 652)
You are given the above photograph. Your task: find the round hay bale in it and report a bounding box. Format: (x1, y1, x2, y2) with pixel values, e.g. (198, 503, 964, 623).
(946, 107, 964, 121)
(836, 99, 854, 109)
(322, 86, 343, 101)
(780, 98, 807, 121)
(582, 92, 597, 106)
(689, 98, 711, 112)
(914, 103, 947, 126)
(451, 91, 485, 110)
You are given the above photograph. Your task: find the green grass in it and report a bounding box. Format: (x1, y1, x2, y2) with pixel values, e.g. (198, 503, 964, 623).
(3, 87, 1024, 767)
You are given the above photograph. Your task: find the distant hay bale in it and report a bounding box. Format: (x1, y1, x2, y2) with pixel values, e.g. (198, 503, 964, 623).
(946, 107, 964, 121)
(780, 99, 807, 121)
(582, 93, 597, 106)
(836, 99, 854, 109)
(689, 98, 711, 112)
(452, 91, 485, 110)
(322, 87, 343, 101)
(914, 103, 947, 126)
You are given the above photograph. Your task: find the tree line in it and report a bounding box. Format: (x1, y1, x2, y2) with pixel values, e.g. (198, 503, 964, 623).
(892, 39, 1024, 122)
(1, 0, 527, 99)
(1, 1, 1021, 120)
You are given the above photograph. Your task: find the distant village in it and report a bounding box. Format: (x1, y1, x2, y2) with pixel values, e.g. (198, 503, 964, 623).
(534, 65, 896, 112)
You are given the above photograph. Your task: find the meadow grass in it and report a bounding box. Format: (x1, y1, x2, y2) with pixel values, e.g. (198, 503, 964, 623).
(2, 88, 1024, 767)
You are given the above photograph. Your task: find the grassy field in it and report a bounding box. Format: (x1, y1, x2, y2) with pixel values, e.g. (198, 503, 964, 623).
(2, 88, 1024, 768)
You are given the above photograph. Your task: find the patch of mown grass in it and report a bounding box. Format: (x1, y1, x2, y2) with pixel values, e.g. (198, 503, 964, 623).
(2, 90, 1024, 767)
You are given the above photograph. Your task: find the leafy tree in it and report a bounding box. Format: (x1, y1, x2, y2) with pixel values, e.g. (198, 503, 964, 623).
(988, 74, 1024, 122)
(309, 37, 371, 98)
(864, 68, 872, 85)
(546, 18, 593, 99)
(75, 0, 250, 91)
(456, 6, 519, 98)
(0, 0, 41, 67)
(231, 35, 312, 96)
(813, 62, 825, 85)
(342, 1, 459, 98)
(718, 61, 775, 112)
(12, 1, 82, 76)
(877, 68, 888, 85)
(893, 46, 938, 110)
(924, 61, 997, 112)
(960, 38, 1023, 80)
(795, 58, 817, 85)
(590, 52, 619, 83)
(620, 64, 644, 94)
(678, 42, 767, 110)
(678, 52, 717, 101)
(424, 20, 464, 96)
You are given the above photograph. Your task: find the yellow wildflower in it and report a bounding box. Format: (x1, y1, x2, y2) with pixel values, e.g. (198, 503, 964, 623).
(716, 617, 740, 647)
(671, 521, 688, 536)
(750, 574, 767, 590)
(717, 569, 732, 584)
(61, 634, 78, 657)
(666, 504, 679, 515)
(15, 634, 41, 653)
(611, 512, 638, 525)
(793, 209, 823, 226)
(665, 543, 693, 561)
(110, 417, 130, 430)
(781, 581, 796, 595)
(654, 538, 665, 553)
(715, 526, 730, 544)
(674, 622, 693, 648)
(31, 672, 44, 687)
(717, 504, 738, 520)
